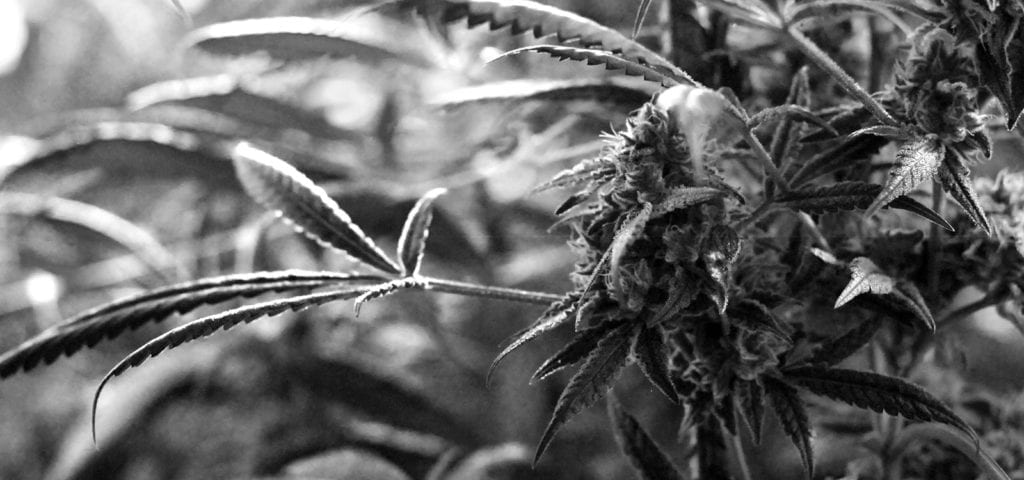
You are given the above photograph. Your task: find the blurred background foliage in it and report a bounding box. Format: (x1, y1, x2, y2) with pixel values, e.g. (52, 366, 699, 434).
(0, 1, 1023, 479)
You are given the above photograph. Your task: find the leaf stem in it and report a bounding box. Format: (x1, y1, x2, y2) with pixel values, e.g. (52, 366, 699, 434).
(735, 200, 775, 231)
(729, 429, 754, 480)
(418, 277, 563, 305)
(927, 183, 943, 299)
(786, 27, 898, 127)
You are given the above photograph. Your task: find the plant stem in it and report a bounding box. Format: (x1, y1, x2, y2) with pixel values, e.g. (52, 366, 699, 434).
(741, 129, 791, 193)
(697, 422, 731, 480)
(786, 27, 898, 127)
(729, 429, 754, 480)
(418, 277, 563, 305)
(927, 183, 943, 299)
(735, 200, 775, 232)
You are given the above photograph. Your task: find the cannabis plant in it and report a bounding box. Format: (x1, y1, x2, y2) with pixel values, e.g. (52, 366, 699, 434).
(2, 0, 1024, 479)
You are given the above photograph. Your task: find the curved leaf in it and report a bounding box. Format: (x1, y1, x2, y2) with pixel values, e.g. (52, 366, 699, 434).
(804, 317, 883, 366)
(788, 135, 888, 187)
(0, 270, 380, 378)
(835, 257, 893, 308)
(939, 149, 992, 234)
(401, 0, 692, 81)
(430, 78, 653, 110)
(491, 45, 683, 88)
(891, 423, 1011, 480)
(748, 104, 836, 136)
(775, 181, 952, 230)
(631, 325, 678, 404)
(353, 277, 421, 316)
(182, 16, 432, 67)
(486, 294, 576, 385)
(531, 320, 628, 384)
(608, 203, 652, 304)
(92, 287, 369, 441)
(0, 193, 182, 282)
(736, 380, 767, 444)
(606, 393, 686, 480)
(0, 122, 237, 188)
(865, 137, 945, 218)
(397, 188, 447, 276)
(232, 142, 402, 274)
(783, 365, 976, 439)
(651, 186, 730, 218)
(534, 321, 633, 464)
(128, 75, 361, 141)
(765, 377, 814, 480)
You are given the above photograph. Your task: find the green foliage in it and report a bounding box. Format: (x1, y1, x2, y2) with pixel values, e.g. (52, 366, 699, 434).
(3, 0, 1024, 479)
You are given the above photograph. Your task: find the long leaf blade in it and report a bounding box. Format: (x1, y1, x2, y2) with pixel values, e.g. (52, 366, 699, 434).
(430, 78, 653, 110)
(606, 393, 686, 480)
(491, 45, 683, 88)
(487, 294, 576, 385)
(783, 365, 976, 439)
(865, 137, 944, 218)
(232, 142, 402, 274)
(397, 188, 447, 276)
(0, 271, 380, 378)
(765, 377, 815, 480)
(534, 321, 634, 464)
(92, 287, 368, 442)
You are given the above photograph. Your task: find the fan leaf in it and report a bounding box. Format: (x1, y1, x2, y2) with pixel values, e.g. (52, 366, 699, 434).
(0, 270, 380, 378)
(182, 16, 432, 67)
(835, 257, 894, 308)
(788, 135, 889, 187)
(534, 321, 634, 464)
(865, 137, 945, 219)
(736, 380, 767, 444)
(939, 149, 992, 234)
(402, 0, 692, 81)
(396, 188, 447, 277)
(775, 181, 952, 230)
(608, 203, 652, 305)
(92, 287, 369, 441)
(491, 45, 684, 88)
(765, 377, 814, 480)
(804, 317, 883, 366)
(783, 365, 976, 439)
(232, 142, 402, 274)
(606, 393, 686, 480)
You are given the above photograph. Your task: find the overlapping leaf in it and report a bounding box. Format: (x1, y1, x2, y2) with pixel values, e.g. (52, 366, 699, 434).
(766, 377, 814, 479)
(606, 394, 686, 480)
(865, 137, 945, 218)
(128, 75, 361, 141)
(0, 271, 380, 378)
(736, 380, 767, 443)
(788, 135, 888, 187)
(939, 149, 992, 234)
(834, 257, 894, 308)
(487, 294, 576, 385)
(631, 325, 678, 403)
(534, 321, 634, 464)
(783, 366, 976, 439)
(804, 317, 883, 366)
(531, 320, 628, 384)
(232, 142, 402, 274)
(608, 203, 652, 304)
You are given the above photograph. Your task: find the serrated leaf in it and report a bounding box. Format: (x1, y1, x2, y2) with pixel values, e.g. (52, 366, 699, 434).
(606, 393, 686, 480)
(397, 188, 447, 276)
(775, 181, 953, 230)
(486, 295, 576, 385)
(726, 298, 790, 340)
(748, 104, 836, 136)
(736, 380, 767, 444)
(491, 45, 684, 88)
(127, 75, 360, 141)
(651, 186, 730, 218)
(531, 320, 628, 384)
(783, 366, 976, 440)
(939, 149, 992, 234)
(608, 203, 652, 305)
(848, 124, 905, 139)
(973, 11, 1024, 130)
(534, 321, 633, 464)
(865, 137, 945, 218)
(765, 377, 814, 480)
(804, 317, 883, 366)
(784, 0, 940, 30)
(232, 142, 402, 274)
(631, 326, 678, 404)
(92, 287, 369, 441)
(533, 156, 615, 192)
(0, 270, 379, 378)
(856, 281, 936, 331)
(182, 17, 432, 67)
(701, 225, 742, 314)
(353, 277, 421, 316)
(400, 0, 693, 81)
(430, 78, 654, 110)
(835, 257, 894, 308)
